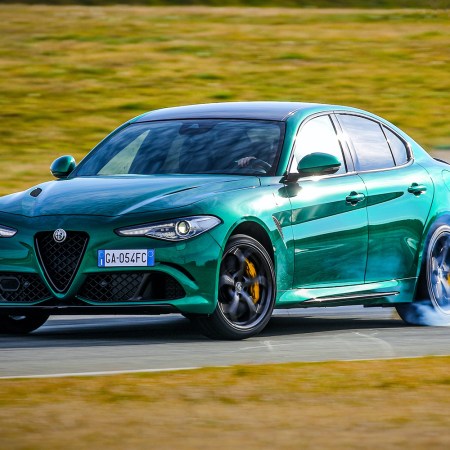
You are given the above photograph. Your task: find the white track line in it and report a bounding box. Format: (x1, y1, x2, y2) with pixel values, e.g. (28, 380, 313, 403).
(0, 366, 199, 380)
(1, 355, 448, 380)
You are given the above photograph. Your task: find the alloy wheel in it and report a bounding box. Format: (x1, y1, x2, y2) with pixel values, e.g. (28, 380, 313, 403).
(427, 229, 450, 314)
(218, 240, 273, 330)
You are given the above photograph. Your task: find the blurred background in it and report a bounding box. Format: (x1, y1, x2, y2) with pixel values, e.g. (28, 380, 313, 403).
(0, 1, 449, 195)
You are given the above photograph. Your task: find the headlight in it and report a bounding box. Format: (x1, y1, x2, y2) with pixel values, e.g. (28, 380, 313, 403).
(116, 216, 221, 241)
(0, 225, 17, 238)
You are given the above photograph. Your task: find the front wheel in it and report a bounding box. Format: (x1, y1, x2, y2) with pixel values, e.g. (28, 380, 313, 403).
(194, 234, 276, 340)
(0, 313, 50, 334)
(396, 224, 450, 326)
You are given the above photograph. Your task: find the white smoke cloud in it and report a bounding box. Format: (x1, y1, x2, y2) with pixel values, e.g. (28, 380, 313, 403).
(400, 300, 450, 326)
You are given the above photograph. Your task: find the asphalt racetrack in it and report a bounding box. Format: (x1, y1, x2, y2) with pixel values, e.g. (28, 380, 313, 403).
(1, 306, 449, 378)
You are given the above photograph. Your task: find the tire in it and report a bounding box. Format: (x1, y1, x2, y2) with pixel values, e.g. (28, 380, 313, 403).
(194, 234, 276, 340)
(396, 224, 450, 326)
(0, 313, 49, 334)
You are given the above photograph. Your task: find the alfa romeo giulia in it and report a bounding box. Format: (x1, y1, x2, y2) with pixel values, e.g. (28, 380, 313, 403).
(1, 101, 449, 339)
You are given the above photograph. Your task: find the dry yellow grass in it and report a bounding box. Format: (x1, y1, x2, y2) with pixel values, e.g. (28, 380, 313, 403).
(0, 6, 449, 195)
(0, 357, 449, 449)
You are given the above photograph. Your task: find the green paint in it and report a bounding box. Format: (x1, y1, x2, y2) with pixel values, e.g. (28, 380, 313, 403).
(0, 102, 447, 332)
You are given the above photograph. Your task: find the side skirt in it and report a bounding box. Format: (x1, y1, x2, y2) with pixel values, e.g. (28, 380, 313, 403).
(276, 278, 416, 308)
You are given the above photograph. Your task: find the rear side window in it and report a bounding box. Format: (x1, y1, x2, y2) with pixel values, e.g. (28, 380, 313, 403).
(339, 114, 395, 171)
(383, 126, 409, 166)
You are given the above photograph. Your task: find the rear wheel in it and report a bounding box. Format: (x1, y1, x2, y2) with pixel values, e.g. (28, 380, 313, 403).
(0, 313, 49, 334)
(396, 224, 450, 325)
(194, 234, 276, 340)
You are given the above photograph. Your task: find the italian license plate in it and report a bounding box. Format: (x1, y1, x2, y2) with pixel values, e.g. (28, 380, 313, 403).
(98, 249, 155, 268)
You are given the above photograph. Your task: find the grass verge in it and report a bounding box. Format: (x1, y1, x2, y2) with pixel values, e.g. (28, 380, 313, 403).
(0, 6, 449, 195)
(0, 357, 450, 449)
(6, 1, 450, 7)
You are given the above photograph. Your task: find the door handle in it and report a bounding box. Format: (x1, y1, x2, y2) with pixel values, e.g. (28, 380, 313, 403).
(346, 191, 365, 206)
(408, 183, 427, 196)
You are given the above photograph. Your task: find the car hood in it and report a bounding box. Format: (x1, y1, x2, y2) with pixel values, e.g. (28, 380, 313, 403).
(0, 175, 259, 217)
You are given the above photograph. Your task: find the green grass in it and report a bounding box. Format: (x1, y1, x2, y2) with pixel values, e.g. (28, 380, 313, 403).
(1, 357, 450, 449)
(0, 5, 449, 195)
(7, 1, 450, 8)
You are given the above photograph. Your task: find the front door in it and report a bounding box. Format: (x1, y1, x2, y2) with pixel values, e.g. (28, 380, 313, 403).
(288, 114, 368, 288)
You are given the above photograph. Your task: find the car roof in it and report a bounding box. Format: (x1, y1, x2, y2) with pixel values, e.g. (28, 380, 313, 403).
(134, 101, 324, 122)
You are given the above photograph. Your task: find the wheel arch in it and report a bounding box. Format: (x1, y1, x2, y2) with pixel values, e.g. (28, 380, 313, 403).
(224, 216, 293, 293)
(415, 213, 450, 300)
(229, 220, 275, 266)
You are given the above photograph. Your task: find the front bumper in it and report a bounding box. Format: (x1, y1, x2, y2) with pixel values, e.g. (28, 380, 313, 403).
(0, 213, 222, 315)
(0, 304, 179, 315)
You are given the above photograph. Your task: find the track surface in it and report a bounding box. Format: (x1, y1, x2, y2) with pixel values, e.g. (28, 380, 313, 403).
(1, 306, 449, 378)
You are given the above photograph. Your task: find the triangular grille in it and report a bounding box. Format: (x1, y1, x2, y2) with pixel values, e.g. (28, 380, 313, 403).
(35, 231, 88, 293)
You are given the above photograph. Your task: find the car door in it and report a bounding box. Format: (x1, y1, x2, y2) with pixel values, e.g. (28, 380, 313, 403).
(336, 113, 434, 282)
(287, 114, 368, 288)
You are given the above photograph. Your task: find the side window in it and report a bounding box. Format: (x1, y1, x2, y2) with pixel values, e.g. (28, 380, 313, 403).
(291, 115, 346, 175)
(339, 114, 395, 171)
(383, 126, 409, 166)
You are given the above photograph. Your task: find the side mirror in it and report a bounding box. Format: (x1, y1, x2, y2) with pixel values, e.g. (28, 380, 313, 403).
(50, 155, 76, 179)
(298, 152, 341, 176)
(281, 152, 342, 183)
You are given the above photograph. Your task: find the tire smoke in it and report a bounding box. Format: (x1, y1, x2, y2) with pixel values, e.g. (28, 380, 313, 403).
(398, 300, 450, 326)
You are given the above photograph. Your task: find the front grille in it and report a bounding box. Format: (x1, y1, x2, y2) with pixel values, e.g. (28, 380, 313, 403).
(0, 273, 52, 303)
(35, 231, 89, 293)
(79, 272, 185, 303)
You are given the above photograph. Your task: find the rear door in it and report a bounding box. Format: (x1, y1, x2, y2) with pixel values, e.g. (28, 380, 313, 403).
(336, 113, 433, 282)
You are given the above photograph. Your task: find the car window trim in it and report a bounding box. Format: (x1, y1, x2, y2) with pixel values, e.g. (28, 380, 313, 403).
(72, 118, 287, 178)
(135, 117, 288, 178)
(334, 111, 414, 174)
(380, 123, 413, 167)
(330, 113, 355, 172)
(286, 112, 353, 181)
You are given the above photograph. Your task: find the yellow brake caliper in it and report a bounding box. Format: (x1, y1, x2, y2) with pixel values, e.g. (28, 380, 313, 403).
(245, 259, 260, 304)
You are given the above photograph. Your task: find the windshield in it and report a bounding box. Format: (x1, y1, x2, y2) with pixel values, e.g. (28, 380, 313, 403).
(72, 119, 284, 177)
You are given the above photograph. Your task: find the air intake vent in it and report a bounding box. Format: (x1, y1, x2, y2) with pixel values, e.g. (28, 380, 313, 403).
(35, 231, 89, 293)
(30, 188, 42, 197)
(79, 272, 185, 303)
(0, 273, 52, 303)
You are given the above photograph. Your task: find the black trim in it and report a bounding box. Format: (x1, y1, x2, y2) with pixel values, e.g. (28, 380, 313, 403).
(0, 305, 179, 315)
(285, 112, 352, 181)
(72, 119, 286, 178)
(434, 158, 450, 166)
(334, 112, 413, 173)
(78, 272, 186, 303)
(330, 113, 356, 172)
(303, 291, 399, 304)
(0, 272, 52, 303)
(30, 188, 42, 198)
(35, 231, 89, 293)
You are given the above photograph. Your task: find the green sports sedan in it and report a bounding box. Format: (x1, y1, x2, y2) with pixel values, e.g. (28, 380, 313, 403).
(1, 101, 449, 339)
